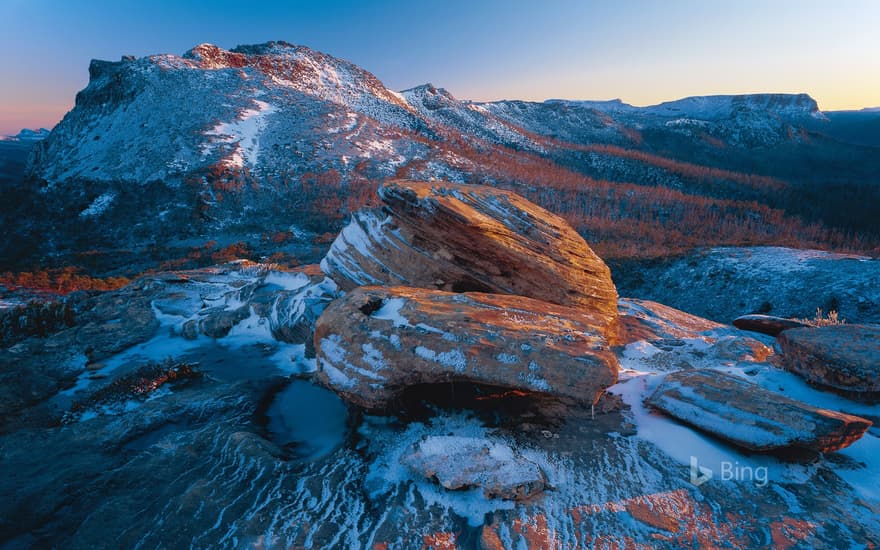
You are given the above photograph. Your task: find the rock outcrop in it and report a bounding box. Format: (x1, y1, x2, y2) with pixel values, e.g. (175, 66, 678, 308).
(732, 314, 812, 336)
(646, 370, 871, 452)
(267, 270, 339, 357)
(400, 435, 546, 500)
(777, 325, 880, 400)
(320, 180, 619, 335)
(314, 286, 618, 410)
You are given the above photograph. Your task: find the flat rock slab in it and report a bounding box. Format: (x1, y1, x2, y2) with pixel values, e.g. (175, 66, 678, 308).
(400, 435, 546, 500)
(320, 180, 619, 335)
(646, 369, 871, 453)
(314, 286, 618, 410)
(732, 314, 812, 336)
(778, 325, 880, 400)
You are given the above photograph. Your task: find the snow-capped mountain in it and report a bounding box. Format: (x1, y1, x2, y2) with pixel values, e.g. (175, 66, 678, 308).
(14, 41, 880, 274)
(30, 42, 424, 185)
(0, 128, 51, 142)
(500, 93, 825, 147)
(27, 41, 836, 192)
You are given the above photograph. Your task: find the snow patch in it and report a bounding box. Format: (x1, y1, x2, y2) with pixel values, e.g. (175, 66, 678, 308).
(79, 192, 116, 218)
(205, 99, 276, 168)
(414, 346, 467, 373)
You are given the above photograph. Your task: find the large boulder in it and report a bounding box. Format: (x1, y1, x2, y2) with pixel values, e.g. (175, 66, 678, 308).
(777, 325, 880, 400)
(314, 286, 618, 410)
(320, 180, 619, 334)
(646, 369, 871, 453)
(400, 435, 546, 501)
(732, 314, 811, 336)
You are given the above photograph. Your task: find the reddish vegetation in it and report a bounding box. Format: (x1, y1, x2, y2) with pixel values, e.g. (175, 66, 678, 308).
(561, 142, 790, 193)
(420, 532, 458, 550)
(386, 130, 877, 258)
(210, 241, 252, 263)
(0, 267, 130, 295)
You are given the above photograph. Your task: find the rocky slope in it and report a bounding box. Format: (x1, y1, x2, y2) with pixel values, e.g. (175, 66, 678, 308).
(616, 246, 880, 325)
(2, 182, 878, 547)
(9, 41, 879, 278)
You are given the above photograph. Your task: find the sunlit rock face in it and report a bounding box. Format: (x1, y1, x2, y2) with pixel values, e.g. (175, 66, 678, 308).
(321, 180, 620, 336)
(313, 285, 618, 410)
(647, 369, 871, 453)
(778, 325, 880, 401)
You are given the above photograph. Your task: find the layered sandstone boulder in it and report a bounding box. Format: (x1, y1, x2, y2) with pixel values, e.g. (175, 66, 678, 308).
(646, 369, 871, 452)
(314, 286, 618, 410)
(777, 325, 880, 400)
(320, 180, 619, 334)
(732, 314, 812, 336)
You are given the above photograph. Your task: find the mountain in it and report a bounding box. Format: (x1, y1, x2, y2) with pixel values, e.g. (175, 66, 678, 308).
(536, 92, 825, 146)
(0, 128, 51, 142)
(8, 41, 880, 279)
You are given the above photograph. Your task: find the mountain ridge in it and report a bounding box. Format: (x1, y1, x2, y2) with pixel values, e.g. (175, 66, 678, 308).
(6, 41, 880, 278)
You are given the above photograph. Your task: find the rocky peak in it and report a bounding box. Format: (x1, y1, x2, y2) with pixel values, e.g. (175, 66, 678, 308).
(401, 83, 459, 110)
(182, 42, 251, 68)
(646, 93, 824, 121)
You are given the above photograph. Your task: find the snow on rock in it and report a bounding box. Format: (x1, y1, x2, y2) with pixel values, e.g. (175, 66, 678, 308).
(314, 286, 617, 410)
(322, 180, 619, 334)
(618, 246, 880, 325)
(79, 192, 116, 218)
(645, 369, 872, 453)
(319, 209, 407, 288)
(204, 100, 276, 168)
(778, 325, 880, 400)
(400, 435, 546, 500)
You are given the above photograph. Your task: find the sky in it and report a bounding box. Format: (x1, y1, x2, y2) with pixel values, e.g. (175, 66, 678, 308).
(1, 0, 879, 135)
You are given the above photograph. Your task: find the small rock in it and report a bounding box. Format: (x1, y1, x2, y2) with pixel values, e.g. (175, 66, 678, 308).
(197, 305, 251, 339)
(777, 325, 880, 401)
(646, 369, 871, 453)
(400, 435, 546, 500)
(733, 314, 811, 336)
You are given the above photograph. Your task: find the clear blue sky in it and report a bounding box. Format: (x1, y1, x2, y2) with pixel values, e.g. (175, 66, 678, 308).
(1, 0, 879, 134)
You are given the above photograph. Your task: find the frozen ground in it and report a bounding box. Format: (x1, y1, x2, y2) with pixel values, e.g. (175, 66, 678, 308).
(2, 273, 877, 547)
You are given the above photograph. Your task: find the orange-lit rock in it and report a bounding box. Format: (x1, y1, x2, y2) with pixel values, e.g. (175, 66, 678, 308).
(320, 180, 619, 335)
(646, 369, 872, 452)
(616, 298, 723, 344)
(314, 286, 618, 410)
